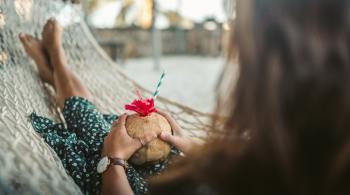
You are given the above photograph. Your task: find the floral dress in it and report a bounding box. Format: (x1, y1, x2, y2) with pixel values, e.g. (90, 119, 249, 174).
(31, 96, 178, 195)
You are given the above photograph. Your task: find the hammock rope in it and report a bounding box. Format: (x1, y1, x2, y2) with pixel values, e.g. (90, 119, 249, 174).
(0, 0, 223, 194)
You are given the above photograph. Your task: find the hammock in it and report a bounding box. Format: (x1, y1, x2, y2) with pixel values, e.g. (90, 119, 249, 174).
(0, 0, 223, 194)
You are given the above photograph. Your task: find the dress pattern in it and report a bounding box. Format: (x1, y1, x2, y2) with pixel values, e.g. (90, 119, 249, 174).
(31, 96, 178, 195)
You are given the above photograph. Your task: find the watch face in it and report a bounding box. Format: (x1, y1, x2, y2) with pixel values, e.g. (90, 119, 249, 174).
(97, 157, 110, 173)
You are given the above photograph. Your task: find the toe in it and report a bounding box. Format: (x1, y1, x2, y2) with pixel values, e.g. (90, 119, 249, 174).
(25, 34, 35, 41)
(24, 35, 35, 47)
(52, 19, 59, 27)
(52, 19, 62, 33)
(46, 23, 52, 31)
(27, 35, 41, 44)
(18, 33, 25, 42)
(19, 33, 30, 47)
(43, 19, 53, 33)
(47, 18, 55, 25)
(27, 35, 42, 47)
(48, 18, 56, 28)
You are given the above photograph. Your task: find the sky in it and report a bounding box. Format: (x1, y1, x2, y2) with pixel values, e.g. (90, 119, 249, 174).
(159, 0, 226, 21)
(89, 0, 226, 28)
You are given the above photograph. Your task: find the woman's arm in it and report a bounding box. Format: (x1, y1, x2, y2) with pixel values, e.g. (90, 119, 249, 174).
(101, 114, 157, 195)
(157, 111, 203, 155)
(101, 166, 134, 195)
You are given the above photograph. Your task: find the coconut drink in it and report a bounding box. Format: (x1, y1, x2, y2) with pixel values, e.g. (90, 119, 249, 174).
(125, 96, 172, 165)
(124, 72, 172, 165)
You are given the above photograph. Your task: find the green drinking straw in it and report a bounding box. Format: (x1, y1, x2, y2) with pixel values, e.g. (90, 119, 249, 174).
(153, 71, 165, 99)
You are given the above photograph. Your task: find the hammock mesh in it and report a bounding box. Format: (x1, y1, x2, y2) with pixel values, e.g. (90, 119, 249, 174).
(0, 0, 222, 194)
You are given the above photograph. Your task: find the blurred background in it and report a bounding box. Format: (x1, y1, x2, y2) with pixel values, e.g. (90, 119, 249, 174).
(74, 0, 236, 113)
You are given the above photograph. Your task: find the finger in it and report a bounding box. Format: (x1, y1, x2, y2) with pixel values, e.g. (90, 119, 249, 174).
(157, 111, 173, 125)
(117, 114, 127, 127)
(142, 132, 158, 144)
(157, 111, 182, 136)
(133, 132, 157, 149)
(112, 114, 127, 127)
(160, 132, 196, 154)
(159, 132, 182, 146)
(110, 114, 127, 133)
(157, 110, 169, 118)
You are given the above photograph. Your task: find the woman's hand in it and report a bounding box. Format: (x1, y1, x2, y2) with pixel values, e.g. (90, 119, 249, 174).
(158, 111, 202, 155)
(102, 114, 157, 160)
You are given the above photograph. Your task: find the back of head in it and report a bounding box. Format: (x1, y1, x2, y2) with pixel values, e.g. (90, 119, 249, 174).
(227, 0, 350, 193)
(151, 0, 350, 194)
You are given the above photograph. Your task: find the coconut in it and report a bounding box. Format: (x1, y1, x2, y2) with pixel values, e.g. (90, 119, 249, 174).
(126, 113, 172, 165)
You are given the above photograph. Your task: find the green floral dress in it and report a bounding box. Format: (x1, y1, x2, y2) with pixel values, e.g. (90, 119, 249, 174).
(31, 97, 178, 195)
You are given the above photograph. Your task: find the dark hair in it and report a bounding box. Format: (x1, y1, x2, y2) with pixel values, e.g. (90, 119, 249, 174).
(151, 0, 350, 194)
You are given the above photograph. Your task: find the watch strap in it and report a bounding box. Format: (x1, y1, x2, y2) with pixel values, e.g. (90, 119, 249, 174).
(109, 157, 128, 170)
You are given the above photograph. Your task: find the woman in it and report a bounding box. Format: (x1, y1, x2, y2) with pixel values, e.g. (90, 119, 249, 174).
(100, 0, 350, 194)
(19, 19, 185, 195)
(21, 0, 350, 194)
(147, 0, 350, 194)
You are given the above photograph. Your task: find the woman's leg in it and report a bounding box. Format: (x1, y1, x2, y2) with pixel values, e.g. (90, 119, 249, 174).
(18, 34, 54, 85)
(42, 19, 92, 109)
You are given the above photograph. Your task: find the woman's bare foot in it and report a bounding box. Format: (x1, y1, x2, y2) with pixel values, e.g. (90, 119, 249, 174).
(41, 18, 92, 108)
(42, 18, 63, 56)
(19, 33, 54, 85)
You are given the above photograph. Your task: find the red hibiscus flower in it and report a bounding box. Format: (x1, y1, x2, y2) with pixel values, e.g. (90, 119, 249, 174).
(125, 98, 157, 117)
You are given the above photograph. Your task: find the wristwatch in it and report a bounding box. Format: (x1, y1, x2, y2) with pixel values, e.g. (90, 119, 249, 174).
(97, 156, 128, 174)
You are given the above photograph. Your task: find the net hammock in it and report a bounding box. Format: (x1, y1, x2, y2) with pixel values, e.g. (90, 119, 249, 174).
(0, 0, 224, 194)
